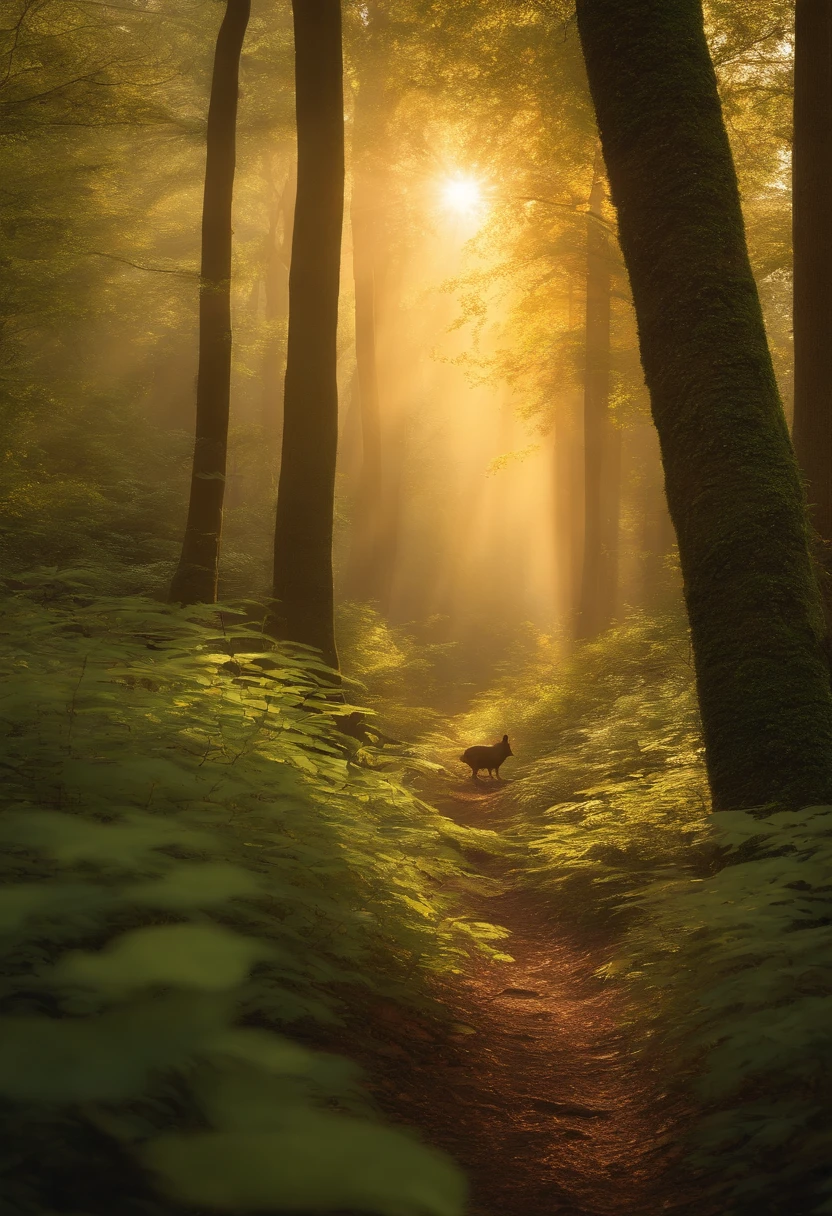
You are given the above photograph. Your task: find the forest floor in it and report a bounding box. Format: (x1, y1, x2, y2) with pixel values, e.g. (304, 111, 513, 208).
(315, 776, 706, 1216)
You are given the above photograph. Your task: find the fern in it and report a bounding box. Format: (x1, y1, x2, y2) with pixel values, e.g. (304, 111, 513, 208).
(615, 805, 832, 1214)
(0, 574, 504, 1215)
(430, 609, 710, 921)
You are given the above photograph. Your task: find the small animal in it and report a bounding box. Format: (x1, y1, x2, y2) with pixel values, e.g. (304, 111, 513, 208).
(460, 734, 513, 781)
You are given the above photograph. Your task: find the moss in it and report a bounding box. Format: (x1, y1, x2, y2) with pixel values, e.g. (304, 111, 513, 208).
(575, 0, 832, 809)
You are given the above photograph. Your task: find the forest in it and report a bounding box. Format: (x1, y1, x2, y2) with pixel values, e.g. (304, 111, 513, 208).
(1, 0, 831, 1213)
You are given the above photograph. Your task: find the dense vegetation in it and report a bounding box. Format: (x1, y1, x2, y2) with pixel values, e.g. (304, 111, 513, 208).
(4, 0, 832, 1214)
(436, 605, 832, 1213)
(0, 569, 507, 1214)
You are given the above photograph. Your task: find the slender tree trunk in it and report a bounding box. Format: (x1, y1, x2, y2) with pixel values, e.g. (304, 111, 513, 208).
(270, 0, 344, 671)
(343, 10, 392, 605)
(575, 0, 832, 811)
(170, 0, 250, 605)
(343, 175, 384, 600)
(576, 155, 615, 638)
(600, 417, 620, 621)
(261, 172, 294, 449)
(792, 0, 832, 568)
(553, 399, 583, 633)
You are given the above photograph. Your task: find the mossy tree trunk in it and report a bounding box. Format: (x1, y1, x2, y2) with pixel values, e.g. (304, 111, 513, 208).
(792, 0, 832, 573)
(575, 0, 832, 810)
(270, 0, 344, 671)
(576, 156, 618, 639)
(170, 0, 250, 606)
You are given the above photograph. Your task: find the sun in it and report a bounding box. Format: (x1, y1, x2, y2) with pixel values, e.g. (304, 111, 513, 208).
(441, 174, 484, 217)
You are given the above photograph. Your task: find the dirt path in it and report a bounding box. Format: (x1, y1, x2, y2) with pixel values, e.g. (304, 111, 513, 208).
(327, 779, 700, 1216)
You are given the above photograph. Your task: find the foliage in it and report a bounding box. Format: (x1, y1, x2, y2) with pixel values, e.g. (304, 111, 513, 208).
(337, 602, 527, 739)
(0, 572, 508, 1214)
(338, 602, 454, 739)
(439, 606, 832, 1209)
(616, 805, 832, 1215)
(435, 609, 711, 920)
(447, 600, 832, 1211)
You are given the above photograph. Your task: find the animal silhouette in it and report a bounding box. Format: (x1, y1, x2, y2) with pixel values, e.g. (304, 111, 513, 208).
(460, 734, 513, 780)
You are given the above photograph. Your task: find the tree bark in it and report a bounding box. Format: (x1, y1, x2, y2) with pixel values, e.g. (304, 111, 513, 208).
(270, 0, 344, 671)
(575, 0, 832, 810)
(170, 0, 250, 605)
(792, 0, 832, 563)
(576, 155, 617, 639)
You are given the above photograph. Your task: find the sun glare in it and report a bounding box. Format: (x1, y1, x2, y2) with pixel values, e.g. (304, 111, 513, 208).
(441, 174, 484, 217)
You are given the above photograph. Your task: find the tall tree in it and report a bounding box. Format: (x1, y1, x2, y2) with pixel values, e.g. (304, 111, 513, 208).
(270, 0, 345, 670)
(575, 0, 832, 810)
(576, 153, 617, 639)
(170, 0, 251, 605)
(344, 172, 384, 600)
(343, 2, 394, 606)
(261, 168, 294, 448)
(553, 399, 583, 634)
(792, 0, 832, 575)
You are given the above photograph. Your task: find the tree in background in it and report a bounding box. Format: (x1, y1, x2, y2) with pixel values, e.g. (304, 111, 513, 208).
(792, 0, 832, 592)
(260, 164, 294, 450)
(170, 0, 251, 605)
(575, 0, 832, 810)
(576, 152, 618, 639)
(342, 1, 389, 606)
(270, 0, 345, 670)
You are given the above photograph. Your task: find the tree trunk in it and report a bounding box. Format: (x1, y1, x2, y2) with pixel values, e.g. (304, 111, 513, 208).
(342, 174, 384, 601)
(576, 155, 616, 638)
(553, 399, 583, 634)
(170, 0, 250, 605)
(637, 422, 676, 608)
(261, 172, 294, 449)
(270, 0, 344, 671)
(792, 0, 832, 567)
(575, 0, 832, 810)
(343, 8, 392, 606)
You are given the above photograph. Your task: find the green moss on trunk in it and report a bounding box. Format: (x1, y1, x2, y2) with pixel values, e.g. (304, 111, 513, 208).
(575, 0, 832, 809)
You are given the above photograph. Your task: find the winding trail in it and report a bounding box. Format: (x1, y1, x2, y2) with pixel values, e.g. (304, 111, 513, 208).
(329, 778, 701, 1216)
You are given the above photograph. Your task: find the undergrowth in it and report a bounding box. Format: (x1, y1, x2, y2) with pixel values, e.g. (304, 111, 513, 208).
(337, 603, 455, 740)
(436, 605, 832, 1212)
(0, 569, 508, 1216)
(616, 806, 832, 1216)
(433, 609, 711, 921)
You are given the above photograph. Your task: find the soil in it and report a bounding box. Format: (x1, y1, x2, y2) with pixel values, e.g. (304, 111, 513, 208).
(316, 777, 705, 1216)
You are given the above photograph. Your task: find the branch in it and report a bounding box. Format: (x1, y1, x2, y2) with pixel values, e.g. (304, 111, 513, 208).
(88, 250, 196, 277)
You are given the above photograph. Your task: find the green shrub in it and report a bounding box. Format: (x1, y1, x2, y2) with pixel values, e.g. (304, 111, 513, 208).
(337, 603, 463, 741)
(434, 610, 710, 921)
(0, 572, 506, 1215)
(615, 806, 832, 1215)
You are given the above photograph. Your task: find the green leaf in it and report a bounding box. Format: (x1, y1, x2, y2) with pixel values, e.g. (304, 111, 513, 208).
(51, 923, 276, 994)
(125, 862, 265, 908)
(0, 810, 217, 866)
(141, 1114, 467, 1216)
(0, 994, 229, 1102)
